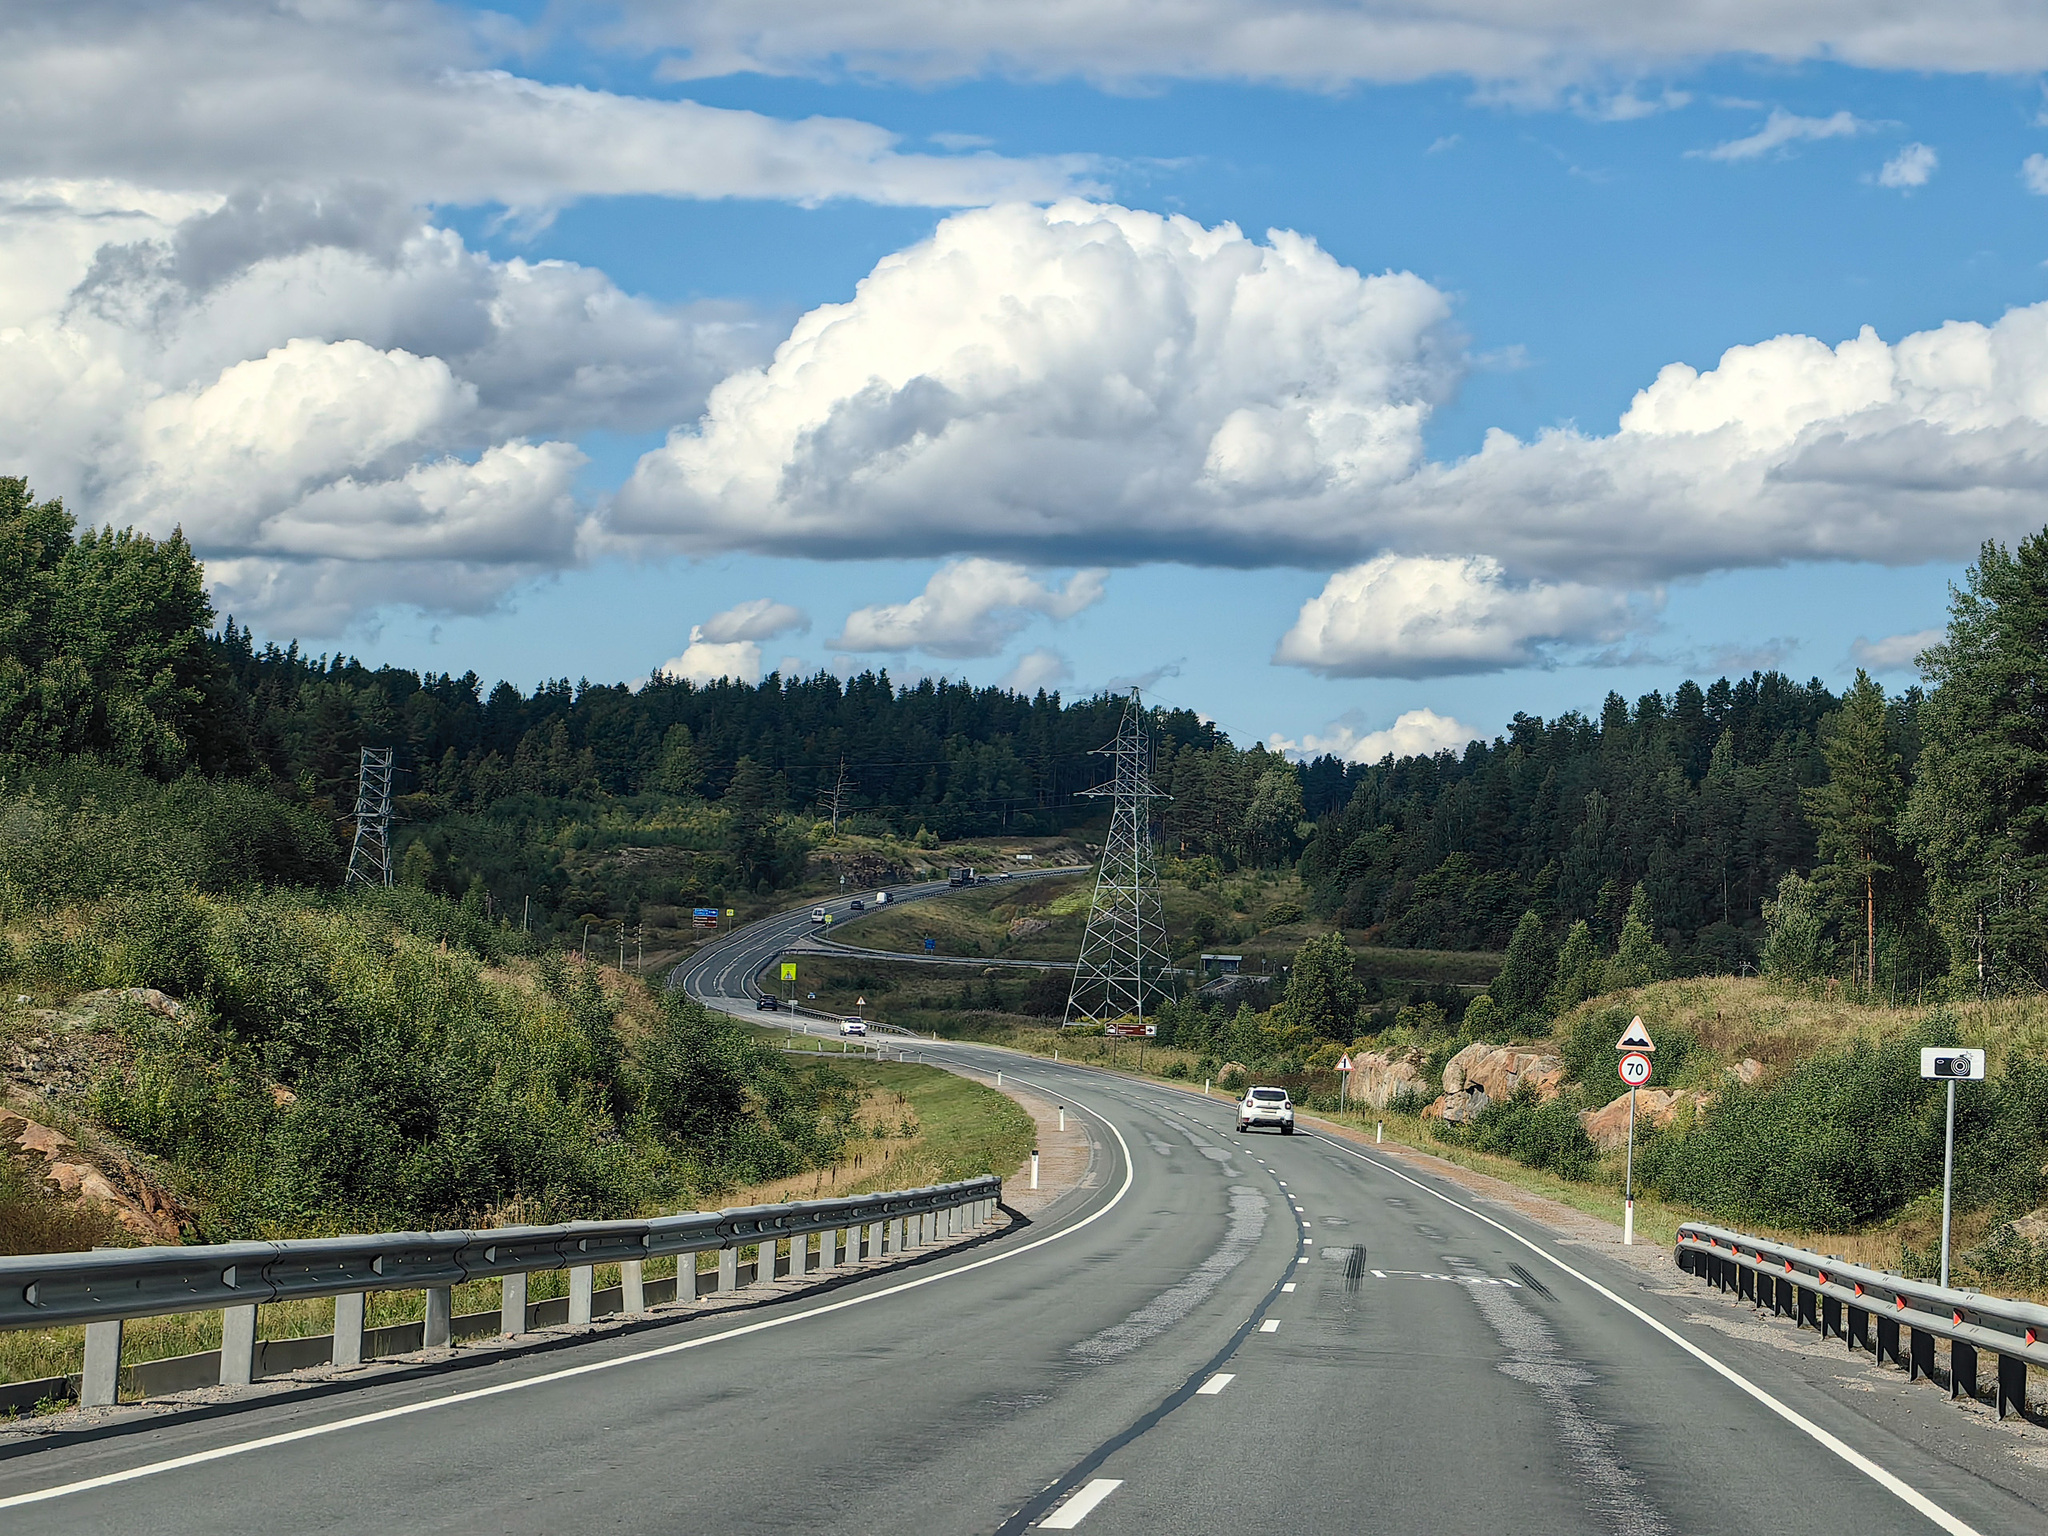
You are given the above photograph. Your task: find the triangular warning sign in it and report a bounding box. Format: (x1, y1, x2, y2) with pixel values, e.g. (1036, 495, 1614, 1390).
(1335, 1053, 1354, 1072)
(1615, 1015, 1656, 1052)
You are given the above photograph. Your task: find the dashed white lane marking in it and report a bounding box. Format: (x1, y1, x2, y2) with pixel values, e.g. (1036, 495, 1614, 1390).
(1296, 1257, 1309, 1265)
(1371, 1269, 1387, 1278)
(1196, 1373, 1236, 1396)
(1041, 1478, 1124, 1528)
(1282, 1283, 1296, 1293)
(1303, 1239, 1313, 1245)
(1259, 1319, 1281, 1333)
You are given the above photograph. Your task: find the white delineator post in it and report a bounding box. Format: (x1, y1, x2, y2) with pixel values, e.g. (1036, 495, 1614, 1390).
(1031, 1149, 1040, 1190)
(1058, 1107, 1065, 1132)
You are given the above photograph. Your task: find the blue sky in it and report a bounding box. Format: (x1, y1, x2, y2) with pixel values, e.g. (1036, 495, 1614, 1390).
(7, 3, 2048, 759)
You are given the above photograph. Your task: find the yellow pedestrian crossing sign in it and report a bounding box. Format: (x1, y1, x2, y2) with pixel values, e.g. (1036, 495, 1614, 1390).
(780, 962, 797, 981)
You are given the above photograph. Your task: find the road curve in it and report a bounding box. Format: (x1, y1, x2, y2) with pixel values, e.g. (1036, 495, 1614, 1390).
(5, 897, 2046, 1532)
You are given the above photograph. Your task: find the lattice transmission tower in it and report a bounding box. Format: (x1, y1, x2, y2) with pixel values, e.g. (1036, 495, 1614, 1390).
(1064, 690, 1171, 1027)
(344, 747, 396, 888)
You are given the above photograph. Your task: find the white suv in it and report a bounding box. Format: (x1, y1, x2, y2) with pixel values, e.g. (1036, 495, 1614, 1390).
(1237, 1086, 1295, 1135)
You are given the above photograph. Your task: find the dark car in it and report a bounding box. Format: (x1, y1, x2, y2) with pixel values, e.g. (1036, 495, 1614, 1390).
(849, 898, 864, 911)
(755, 995, 781, 1011)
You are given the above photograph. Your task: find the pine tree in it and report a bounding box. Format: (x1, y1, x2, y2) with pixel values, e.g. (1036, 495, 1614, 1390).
(651, 723, 703, 797)
(1900, 531, 2048, 990)
(1607, 885, 1670, 988)
(1544, 918, 1606, 1014)
(1489, 910, 1553, 1023)
(1805, 670, 1903, 987)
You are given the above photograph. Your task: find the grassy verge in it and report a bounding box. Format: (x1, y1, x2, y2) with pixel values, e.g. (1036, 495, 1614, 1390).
(2, 1055, 1032, 1398)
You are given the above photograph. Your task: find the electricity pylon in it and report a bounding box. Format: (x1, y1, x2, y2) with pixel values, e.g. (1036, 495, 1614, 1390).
(344, 747, 396, 888)
(1064, 690, 1170, 1027)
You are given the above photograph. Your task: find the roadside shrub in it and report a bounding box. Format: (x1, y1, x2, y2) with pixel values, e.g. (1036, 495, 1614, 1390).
(1559, 1006, 1694, 1088)
(1451, 1087, 1599, 1181)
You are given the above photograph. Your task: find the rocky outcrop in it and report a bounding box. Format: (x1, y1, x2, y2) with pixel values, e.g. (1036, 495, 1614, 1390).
(1424, 1087, 1491, 1125)
(74, 988, 184, 1020)
(1006, 918, 1050, 940)
(2, 1112, 191, 1243)
(1442, 1042, 1568, 1102)
(1350, 1050, 1429, 1109)
(1725, 1058, 1764, 1086)
(1577, 1088, 1714, 1150)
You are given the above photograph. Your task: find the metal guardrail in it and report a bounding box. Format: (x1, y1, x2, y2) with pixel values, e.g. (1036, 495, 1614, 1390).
(1675, 1219, 2048, 1419)
(3, 1176, 1002, 1409)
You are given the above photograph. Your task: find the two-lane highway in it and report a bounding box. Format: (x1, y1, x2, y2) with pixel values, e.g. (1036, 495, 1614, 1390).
(7, 889, 2048, 1531)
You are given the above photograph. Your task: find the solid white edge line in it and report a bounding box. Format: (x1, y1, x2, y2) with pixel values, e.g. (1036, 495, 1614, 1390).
(1306, 1131, 1986, 1536)
(1195, 1373, 1235, 1396)
(1039, 1476, 1123, 1528)
(0, 1072, 1138, 1514)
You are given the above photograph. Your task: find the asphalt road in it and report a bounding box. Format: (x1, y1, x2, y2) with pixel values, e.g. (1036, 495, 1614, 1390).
(6, 897, 2048, 1531)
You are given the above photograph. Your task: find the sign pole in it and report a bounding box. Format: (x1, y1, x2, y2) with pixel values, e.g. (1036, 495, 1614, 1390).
(1623, 1086, 1636, 1246)
(1940, 1077, 1957, 1288)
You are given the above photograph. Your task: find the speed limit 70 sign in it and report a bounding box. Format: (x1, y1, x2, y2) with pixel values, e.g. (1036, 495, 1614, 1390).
(1619, 1052, 1653, 1087)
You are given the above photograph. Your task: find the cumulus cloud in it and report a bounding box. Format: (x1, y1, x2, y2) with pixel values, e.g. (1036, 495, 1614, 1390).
(598, 0, 2048, 89)
(1878, 143, 1937, 189)
(0, 181, 760, 631)
(616, 200, 1459, 566)
(2024, 154, 2048, 196)
(835, 560, 1105, 657)
(660, 627, 763, 685)
(998, 647, 1073, 693)
(1268, 707, 1479, 764)
(1696, 109, 1872, 162)
(1850, 628, 1941, 673)
(1274, 555, 1639, 677)
(699, 597, 810, 643)
(0, 2, 1086, 215)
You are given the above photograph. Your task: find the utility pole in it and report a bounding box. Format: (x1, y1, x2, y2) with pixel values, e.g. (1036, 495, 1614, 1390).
(343, 748, 396, 889)
(1064, 690, 1170, 1028)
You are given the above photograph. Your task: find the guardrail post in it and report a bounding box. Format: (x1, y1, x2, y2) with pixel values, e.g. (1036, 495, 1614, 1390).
(889, 1215, 906, 1253)
(718, 1246, 737, 1292)
(1846, 1304, 1869, 1353)
(424, 1286, 453, 1349)
(1736, 1265, 1755, 1303)
(1820, 1295, 1842, 1340)
(622, 1260, 645, 1313)
(1876, 1315, 1901, 1367)
(788, 1233, 808, 1279)
(80, 1319, 122, 1407)
(1909, 1327, 1935, 1382)
(818, 1226, 838, 1269)
(865, 1220, 881, 1259)
(1951, 1340, 1978, 1401)
(221, 1302, 258, 1385)
(1997, 1353, 2027, 1420)
(500, 1273, 527, 1336)
(335, 1290, 366, 1364)
(569, 1264, 595, 1325)
(1796, 1285, 1817, 1332)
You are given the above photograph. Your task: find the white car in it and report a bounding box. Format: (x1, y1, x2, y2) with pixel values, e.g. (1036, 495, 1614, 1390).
(1237, 1086, 1295, 1135)
(839, 1018, 868, 1036)
(811, 907, 827, 923)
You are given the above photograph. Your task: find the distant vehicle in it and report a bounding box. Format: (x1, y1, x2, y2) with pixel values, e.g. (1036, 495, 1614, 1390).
(873, 891, 890, 905)
(839, 1018, 868, 1036)
(1237, 1087, 1295, 1135)
(810, 907, 827, 923)
(849, 898, 864, 912)
(755, 995, 781, 1011)
(947, 865, 973, 886)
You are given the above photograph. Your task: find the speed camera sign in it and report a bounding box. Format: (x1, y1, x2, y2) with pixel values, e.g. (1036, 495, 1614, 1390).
(1619, 1052, 1653, 1087)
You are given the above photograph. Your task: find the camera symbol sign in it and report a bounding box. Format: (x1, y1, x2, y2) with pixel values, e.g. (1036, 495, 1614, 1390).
(1619, 1052, 1653, 1087)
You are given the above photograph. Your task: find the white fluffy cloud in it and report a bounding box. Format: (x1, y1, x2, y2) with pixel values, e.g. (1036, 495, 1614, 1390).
(1268, 707, 1479, 764)
(660, 627, 763, 685)
(1878, 143, 1937, 189)
(2024, 154, 2048, 196)
(0, 181, 759, 631)
(999, 647, 1073, 693)
(1696, 109, 1872, 162)
(1274, 554, 1638, 677)
(0, 2, 1085, 215)
(836, 560, 1105, 657)
(1850, 628, 1941, 672)
(616, 200, 1458, 566)
(599, 0, 2048, 88)
(699, 598, 811, 643)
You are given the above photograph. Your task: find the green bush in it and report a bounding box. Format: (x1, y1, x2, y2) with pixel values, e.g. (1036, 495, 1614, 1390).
(1447, 1087, 1599, 1181)
(1559, 1006, 1694, 1088)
